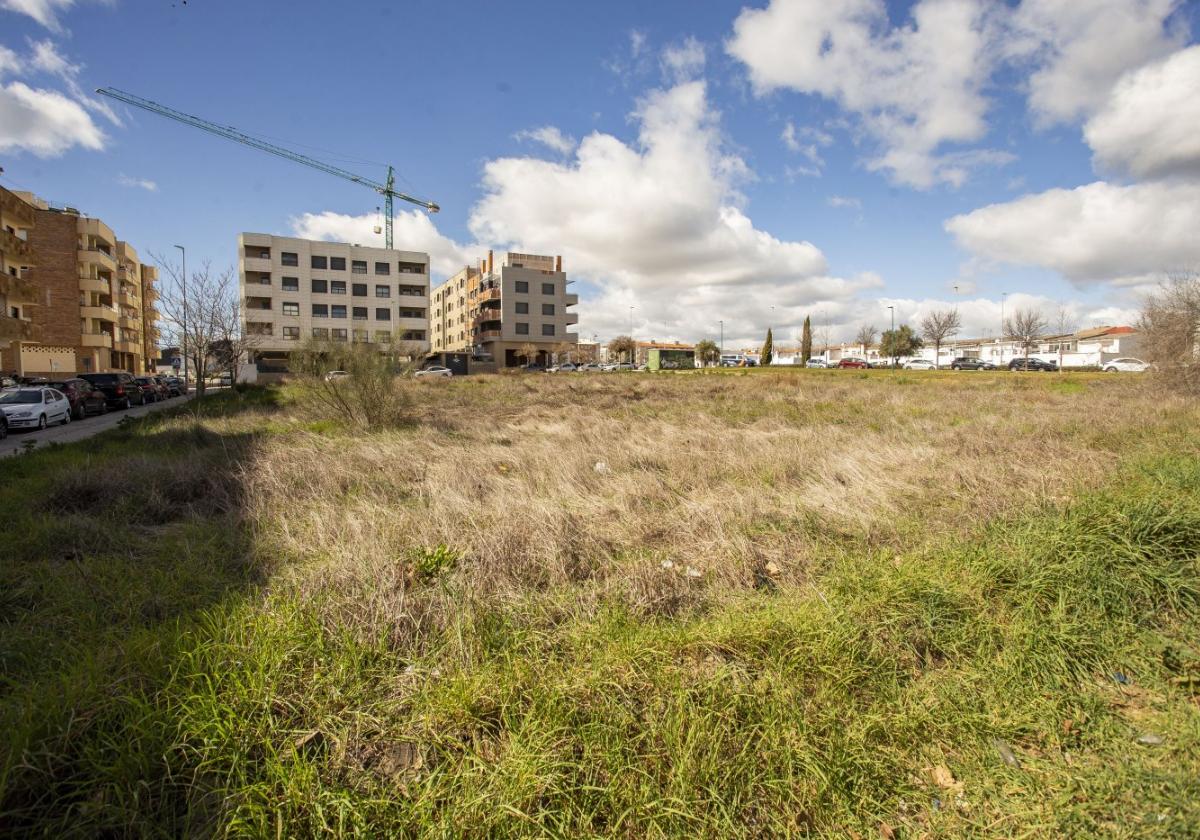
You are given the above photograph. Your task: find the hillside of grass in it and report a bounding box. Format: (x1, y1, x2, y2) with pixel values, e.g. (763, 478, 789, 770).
(2, 372, 1198, 837)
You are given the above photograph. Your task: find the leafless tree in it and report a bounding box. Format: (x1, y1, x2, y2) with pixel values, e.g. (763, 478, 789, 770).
(553, 340, 575, 365)
(1053, 303, 1076, 371)
(152, 255, 245, 397)
(1003, 307, 1048, 367)
(518, 341, 541, 366)
(919, 309, 961, 369)
(1138, 269, 1200, 392)
(854, 324, 877, 353)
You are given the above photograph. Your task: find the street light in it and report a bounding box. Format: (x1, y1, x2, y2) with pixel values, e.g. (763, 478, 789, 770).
(173, 244, 187, 384)
(719, 320, 724, 356)
(887, 304, 895, 369)
(628, 305, 635, 364)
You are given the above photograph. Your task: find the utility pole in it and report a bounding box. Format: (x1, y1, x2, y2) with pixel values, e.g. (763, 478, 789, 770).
(887, 305, 895, 369)
(628, 306, 635, 365)
(174, 244, 187, 384)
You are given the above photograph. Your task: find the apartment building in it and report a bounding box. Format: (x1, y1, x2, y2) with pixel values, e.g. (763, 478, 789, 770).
(238, 234, 430, 376)
(0, 186, 36, 351)
(0, 187, 159, 376)
(430, 250, 578, 367)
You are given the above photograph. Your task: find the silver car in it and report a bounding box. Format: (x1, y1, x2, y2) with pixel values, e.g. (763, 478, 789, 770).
(0, 386, 72, 431)
(414, 365, 453, 379)
(1102, 358, 1150, 373)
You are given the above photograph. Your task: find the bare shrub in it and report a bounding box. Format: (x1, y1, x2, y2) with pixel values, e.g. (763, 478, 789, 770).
(289, 339, 421, 428)
(1139, 270, 1200, 394)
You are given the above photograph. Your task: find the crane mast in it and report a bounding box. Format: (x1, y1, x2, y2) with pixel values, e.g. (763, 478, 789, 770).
(95, 87, 438, 249)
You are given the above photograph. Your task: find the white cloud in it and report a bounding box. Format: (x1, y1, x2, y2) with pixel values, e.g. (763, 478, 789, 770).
(630, 29, 647, 58)
(0, 0, 79, 31)
(116, 173, 157, 192)
(0, 80, 104, 156)
(780, 120, 829, 175)
(1007, 0, 1186, 125)
(290, 208, 483, 279)
(1084, 44, 1200, 180)
(727, 0, 1005, 189)
(605, 28, 653, 82)
(945, 180, 1200, 285)
(660, 36, 705, 83)
(0, 45, 23, 77)
(465, 80, 877, 343)
(24, 38, 120, 125)
(513, 126, 576, 155)
(780, 121, 800, 152)
(827, 195, 861, 210)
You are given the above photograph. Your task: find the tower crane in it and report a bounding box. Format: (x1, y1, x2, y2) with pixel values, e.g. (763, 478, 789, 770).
(95, 87, 439, 249)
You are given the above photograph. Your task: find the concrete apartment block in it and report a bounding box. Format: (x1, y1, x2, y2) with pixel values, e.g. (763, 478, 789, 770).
(0, 188, 159, 376)
(0, 186, 37, 350)
(238, 233, 430, 377)
(430, 250, 578, 367)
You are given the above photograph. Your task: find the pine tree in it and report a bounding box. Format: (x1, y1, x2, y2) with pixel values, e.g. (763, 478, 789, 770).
(801, 316, 812, 362)
(761, 328, 774, 366)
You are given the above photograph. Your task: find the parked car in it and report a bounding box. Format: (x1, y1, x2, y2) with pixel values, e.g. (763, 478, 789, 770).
(414, 365, 453, 379)
(47, 377, 108, 419)
(805, 358, 829, 368)
(0, 411, 6, 439)
(79, 372, 144, 409)
(519, 363, 547, 372)
(164, 376, 188, 397)
(152, 376, 173, 398)
(614, 363, 635, 371)
(0, 375, 17, 389)
(0, 386, 72, 430)
(577, 363, 601, 372)
(1008, 357, 1058, 371)
(134, 376, 164, 403)
(1102, 357, 1150, 373)
(949, 357, 995, 370)
(555, 363, 578, 372)
(837, 358, 869, 369)
(904, 359, 937, 370)
(324, 370, 350, 382)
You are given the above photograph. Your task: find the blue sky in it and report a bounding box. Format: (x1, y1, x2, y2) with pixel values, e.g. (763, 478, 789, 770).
(2, 0, 1198, 347)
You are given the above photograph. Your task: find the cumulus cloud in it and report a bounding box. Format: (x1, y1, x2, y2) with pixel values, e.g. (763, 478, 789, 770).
(116, 174, 157, 192)
(0, 80, 104, 156)
(945, 180, 1200, 286)
(1007, 0, 1186, 126)
(464, 80, 878, 343)
(290, 208, 483, 279)
(0, 0, 79, 31)
(513, 126, 576, 155)
(660, 36, 705, 83)
(726, 0, 1006, 189)
(1084, 45, 1200, 180)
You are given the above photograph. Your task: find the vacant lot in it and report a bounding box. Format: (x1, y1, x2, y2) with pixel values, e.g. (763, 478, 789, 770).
(3, 370, 1199, 837)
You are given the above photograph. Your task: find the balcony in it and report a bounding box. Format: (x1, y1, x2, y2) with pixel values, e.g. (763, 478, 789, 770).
(475, 287, 501, 304)
(80, 248, 116, 271)
(476, 329, 502, 341)
(0, 228, 32, 261)
(81, 332, 113, 348)
(564, 293, 579, 306)
(81, 304, 118, 322)
(242, 256, 272, 273)
(114, 340, 142, 354)
(80, 275, 111, 295)
(0, 272, 36, 303)
(120, 314, 141, 330)
(0, 314, 33, 342)
(117, 286, 140, 306)
(245, 296, 272, 311)
(565, 312, 579, 325)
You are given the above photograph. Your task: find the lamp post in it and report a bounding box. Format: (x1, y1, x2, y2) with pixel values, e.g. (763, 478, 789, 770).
(173, 244, 187, 384)
(719, 320, 724, 357)
(628, 305, 634, 364)
(887, 304, 895, 369)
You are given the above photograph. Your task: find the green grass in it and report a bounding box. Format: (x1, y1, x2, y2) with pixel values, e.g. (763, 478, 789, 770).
(2, 383, 1199, 837)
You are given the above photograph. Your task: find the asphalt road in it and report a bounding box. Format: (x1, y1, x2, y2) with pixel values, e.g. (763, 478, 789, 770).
(1, 392, 198, 460)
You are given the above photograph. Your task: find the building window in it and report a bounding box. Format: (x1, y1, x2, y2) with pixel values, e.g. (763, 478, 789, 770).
(281, 251, 298, 266)
(282, 276, 299, 291)
(351, 260, 367, 274)
(330, 280, 346, 295)
(402, 330, 426, 341)
(331, 305, 347, 319)
(374, 261, 390, 275)
(375, 330, 391, 343)
(515, 302, 529, 314)
(282, 302, 300, 316)
(331, 328, 347, 342)
(311, 279, 327, 294)
(515, 280, 529, 293)
(330, 256, 346, 271)
(398, 309, 425, 319)
(353, 329, 369, 342)
(542, 303, 555, 315)
(398, 285, 423, 296)
(375, 285, 391, 298)
(352, 306, 368, 320)
(375, 308, 391, 321)
(516, 322, 529, 335)
(312, 327, 329, 339)
(312, 304, 328, 317)
(398, 261, 425, 274)
(311, 255, 327, 269)
(283, 326, 300, 340)
(542, 324, 555, 336)
(352, 283, 367, 297)
(542, 282, 555, 295)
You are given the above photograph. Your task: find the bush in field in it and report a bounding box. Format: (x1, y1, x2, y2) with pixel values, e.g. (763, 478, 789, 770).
(290, 339, 421, 428)
(1140, 270, 1200, 394)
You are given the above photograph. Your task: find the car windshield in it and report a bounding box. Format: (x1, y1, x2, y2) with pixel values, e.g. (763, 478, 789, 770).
(82, 374, 118, 384)
(0, 389, 43, 404)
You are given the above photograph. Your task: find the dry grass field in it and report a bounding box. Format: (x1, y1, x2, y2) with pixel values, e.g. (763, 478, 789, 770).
(3, 369, 1199, 837)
